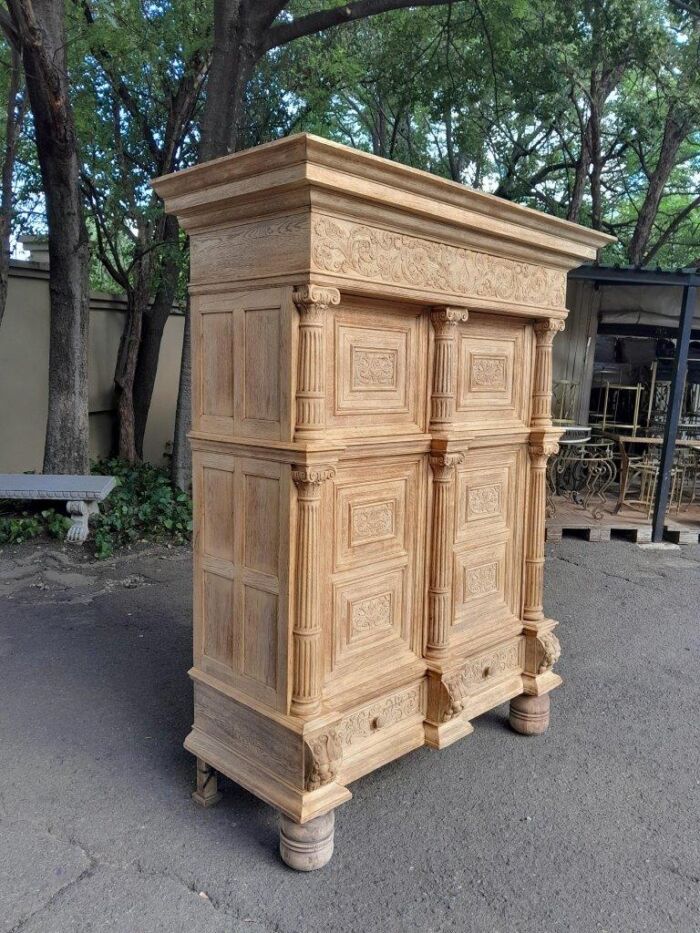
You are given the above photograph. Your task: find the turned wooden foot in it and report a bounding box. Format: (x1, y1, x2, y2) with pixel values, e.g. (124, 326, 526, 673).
(192, 757, 222, 807)
(509, 693, 550, 735)
(279, 811, 334, 871)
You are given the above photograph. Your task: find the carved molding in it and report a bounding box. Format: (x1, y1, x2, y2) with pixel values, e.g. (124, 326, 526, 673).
(306, 730, 343, 791)
(311, 216, 567, 309)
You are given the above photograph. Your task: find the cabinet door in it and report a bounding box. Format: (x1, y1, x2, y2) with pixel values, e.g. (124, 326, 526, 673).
(323, 455, 428, 702)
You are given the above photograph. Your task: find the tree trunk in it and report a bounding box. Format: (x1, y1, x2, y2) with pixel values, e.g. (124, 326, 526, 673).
(628, 107, 691, 267)
(8, 0, 91, 474)
(171, 296, 191, 491)
(132, 215, 182, 458)
(0, 45, 25, 330)
(199, 2, 254, 159)
(113, 259, 150, 462)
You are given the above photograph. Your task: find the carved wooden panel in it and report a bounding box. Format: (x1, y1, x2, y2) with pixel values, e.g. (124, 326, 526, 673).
(327, 298, 427, 434)
(326, 457, 426, 691)
(455, 313, 532, 428)
(452, 445, 526, 641)
(194, 288, 292, 441)
(194, 451, 289, 710)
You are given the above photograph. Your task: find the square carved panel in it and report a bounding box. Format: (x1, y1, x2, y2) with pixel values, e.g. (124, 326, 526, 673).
(337, 324, 408, 412)
(455, 313, 531, 428)
(327, 299, 426, 433)
(455, 447, 521, 543)
(332, 568, 406, 670)
(453, 541, 509, 626)
(334, 475, 408, 571)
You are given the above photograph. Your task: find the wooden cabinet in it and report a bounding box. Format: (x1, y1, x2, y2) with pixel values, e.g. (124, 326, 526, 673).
(153, 135, 611, 870)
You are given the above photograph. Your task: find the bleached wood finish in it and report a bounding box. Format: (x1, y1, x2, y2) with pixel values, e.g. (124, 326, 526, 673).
(153, 134, 611, 870)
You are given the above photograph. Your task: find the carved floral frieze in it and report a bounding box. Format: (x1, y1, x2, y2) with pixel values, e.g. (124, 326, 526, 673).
(311, 216, 567, 308)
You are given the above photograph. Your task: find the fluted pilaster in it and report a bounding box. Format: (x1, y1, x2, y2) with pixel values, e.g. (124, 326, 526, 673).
(291, 465, 335, 717)
(430, 308, 469, 428)
(523, 441, 559, 621)
(531, 318, 565, 427)
(426, 453, 463, 658)
(293, 285, 340, 438)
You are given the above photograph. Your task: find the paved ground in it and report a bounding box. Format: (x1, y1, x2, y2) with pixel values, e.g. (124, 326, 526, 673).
(0, 537, 698, 933)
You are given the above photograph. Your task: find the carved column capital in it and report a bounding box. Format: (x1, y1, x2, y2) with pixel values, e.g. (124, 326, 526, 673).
(528, 440, 560, 465)
(429, 452, 464, 482)
(292, 465, 336, 490)
(430, 306, 469, 333)
(293, 284, 341, 318)
(534, 317, 565, 345)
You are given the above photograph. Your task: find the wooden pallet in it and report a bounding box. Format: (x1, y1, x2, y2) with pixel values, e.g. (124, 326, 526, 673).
(546, 495, 700, 545)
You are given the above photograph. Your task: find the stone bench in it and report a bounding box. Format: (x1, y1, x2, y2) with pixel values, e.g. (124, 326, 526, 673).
(0, 474, 117, 544)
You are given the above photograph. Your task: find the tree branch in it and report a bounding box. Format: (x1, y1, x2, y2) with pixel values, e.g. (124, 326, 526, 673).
(263, 0, 460, 51)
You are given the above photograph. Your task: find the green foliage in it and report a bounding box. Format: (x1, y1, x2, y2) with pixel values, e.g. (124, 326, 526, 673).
(90, 459, 192, 559)
(0, 512, 42, 544)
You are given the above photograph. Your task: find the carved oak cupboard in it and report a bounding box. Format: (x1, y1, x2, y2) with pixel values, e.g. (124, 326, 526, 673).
(153, 135, 611, 870)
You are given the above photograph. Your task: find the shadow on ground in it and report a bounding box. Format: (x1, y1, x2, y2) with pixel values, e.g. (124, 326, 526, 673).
(0, 538, 698, 932)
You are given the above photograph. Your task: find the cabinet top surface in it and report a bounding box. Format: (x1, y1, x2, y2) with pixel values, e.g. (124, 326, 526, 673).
(153, 134, 612, 265)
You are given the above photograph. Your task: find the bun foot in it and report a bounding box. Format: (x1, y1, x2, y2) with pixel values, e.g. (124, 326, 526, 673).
(509, 693, 550, 735)
(279, 811, 334, 871)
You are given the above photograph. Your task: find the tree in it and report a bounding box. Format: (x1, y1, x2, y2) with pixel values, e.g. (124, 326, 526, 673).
(3, 0, 90, 474)
(0, 39, 26, 327)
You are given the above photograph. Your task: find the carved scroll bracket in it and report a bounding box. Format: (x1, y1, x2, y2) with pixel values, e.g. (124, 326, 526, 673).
(293, 284, 341, 439)
(305, 730, 343, 792)
(430, 306, 469, 429)
(291, 464, 335, 718)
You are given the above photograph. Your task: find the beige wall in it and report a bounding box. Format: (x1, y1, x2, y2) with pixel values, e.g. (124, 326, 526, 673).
(0, 261, 184, 472)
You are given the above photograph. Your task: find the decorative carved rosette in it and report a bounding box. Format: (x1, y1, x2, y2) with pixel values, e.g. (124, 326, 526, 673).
(426, 453, 464, 658)
(291, 464, 335, 717)
(532, 317, 565, 427)
(430, 307, 469, 427)
(305, 730, 343, 791)
(292, 284, 340, 438)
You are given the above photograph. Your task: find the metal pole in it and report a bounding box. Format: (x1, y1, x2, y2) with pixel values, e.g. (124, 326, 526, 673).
(651, 283, 696, 542)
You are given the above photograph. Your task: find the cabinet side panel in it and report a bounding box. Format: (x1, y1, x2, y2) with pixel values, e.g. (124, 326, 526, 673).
(193, 450, 290, 713)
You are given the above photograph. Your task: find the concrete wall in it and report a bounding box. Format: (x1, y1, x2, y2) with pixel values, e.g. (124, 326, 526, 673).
(0, 260, 184, 472)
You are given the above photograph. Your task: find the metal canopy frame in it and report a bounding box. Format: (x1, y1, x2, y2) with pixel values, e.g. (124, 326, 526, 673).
(569, 265, 700, 542)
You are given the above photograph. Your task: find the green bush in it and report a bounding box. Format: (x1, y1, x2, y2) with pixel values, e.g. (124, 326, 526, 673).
(91, 459, 192, 558)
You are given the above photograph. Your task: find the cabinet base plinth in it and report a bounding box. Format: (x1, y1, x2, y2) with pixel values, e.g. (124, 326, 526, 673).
(280, 811, 335, 871)
(424, 715, 474, 750)
(509, 692, 550, 735)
